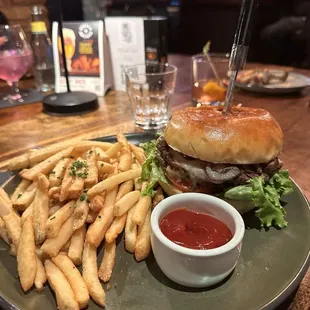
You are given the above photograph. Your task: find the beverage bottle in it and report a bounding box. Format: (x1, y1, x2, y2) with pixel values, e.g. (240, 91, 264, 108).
(31, 6, 55, 93)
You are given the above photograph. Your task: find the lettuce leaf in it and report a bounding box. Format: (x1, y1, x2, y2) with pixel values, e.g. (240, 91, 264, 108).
(224, 170, 293, 228)
(140, 140, 168, 197)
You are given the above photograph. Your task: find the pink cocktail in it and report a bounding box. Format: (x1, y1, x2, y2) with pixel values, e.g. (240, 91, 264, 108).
(0, 25, 34, 103)
(0, 49, 33, 82)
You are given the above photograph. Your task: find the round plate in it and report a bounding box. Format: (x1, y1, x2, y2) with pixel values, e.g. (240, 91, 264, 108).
(235, 71, 310, 94)
(0, 132, 310, 310)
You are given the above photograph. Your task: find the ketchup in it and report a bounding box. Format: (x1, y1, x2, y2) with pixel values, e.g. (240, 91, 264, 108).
(159, 208, 233, 250)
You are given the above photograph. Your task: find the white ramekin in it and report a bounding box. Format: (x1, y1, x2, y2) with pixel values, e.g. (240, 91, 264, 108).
(150, 193, 245, 288)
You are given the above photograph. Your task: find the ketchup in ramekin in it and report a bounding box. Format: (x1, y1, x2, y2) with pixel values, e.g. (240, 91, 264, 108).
(159, 208, 233, 250)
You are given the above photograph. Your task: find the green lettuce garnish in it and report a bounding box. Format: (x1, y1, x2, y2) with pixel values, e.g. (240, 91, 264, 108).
(139, 140, 168, 197)
(224, 170, 293, 228)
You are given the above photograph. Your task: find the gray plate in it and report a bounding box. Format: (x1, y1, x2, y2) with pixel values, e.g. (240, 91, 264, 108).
(0, 133, 310, 310)
(235, 71, 310, 94)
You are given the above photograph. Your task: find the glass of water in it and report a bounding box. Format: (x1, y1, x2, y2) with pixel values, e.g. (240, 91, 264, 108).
(125, 63, 177, 130)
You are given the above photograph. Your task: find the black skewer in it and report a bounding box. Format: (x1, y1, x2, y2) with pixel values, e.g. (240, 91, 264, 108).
(223, 0, 259, 114)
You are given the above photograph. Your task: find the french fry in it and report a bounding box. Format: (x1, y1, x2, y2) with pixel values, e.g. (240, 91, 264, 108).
(59, 159, 74, 202)
(132, 195, 151, 226)
(98, 240, 116, 282)
(153, 187, 164, 207)
(84, 148, 98, 188)
(48, 203, 62, 216)
(67, 176, 84, 199)
(125, 204, 138, 253)
(45, 259, 79, 310)
(0, 192, 13, 217)
(89, 194, 105, 213)
(132, 163, 142, 191)
(52, 253, 89, 309)
(3, 212, 21, 247)
(97, 161, 115, 174)
(10, 179, 31, 203)
(88, 168, 141, 197)
(113, 191, 140, 217)
(13, 181, 37, 212)
(17, 216, 37, 292)
(0, 187, 11, 206)
(116, 133, 129, 147)
(86, 209, 98, 224)
(95, 147, 110, 162)
(73, 141, 112, 153)
(117, 133, 132, 171)
(46, 201, 74, 238)
(41, 216, 74, 257)
(105, 142, 123, 158)
(72, 198, 89, 231)
(35, 256, 47, 292)
(82, 241, 106, 307)
(105, 214, 127, 243)
(118, 148, 132, 172)
(86, 186, 117, 247)
(28, 140, 78, 166)
(20, 201, 32, 222)
(115, 179, 134, 202)
(68, 224, 86, 266)
(61, 239, 71, 253)
(32, 174, 50, 244)
(10, 244, 16, 256)
(49, 157, 70, 188)
(134, 209, 151, 262)
(48, 186, 60, 200)
(8, 153, 30, 171)
(20, 147, 73, 181)
(0, 217, 10, 244)
(36, 246, 49, 262)
(129, 144, 146, 165)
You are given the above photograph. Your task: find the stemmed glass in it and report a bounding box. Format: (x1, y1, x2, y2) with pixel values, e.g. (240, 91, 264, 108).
(0, 25, 34, 103)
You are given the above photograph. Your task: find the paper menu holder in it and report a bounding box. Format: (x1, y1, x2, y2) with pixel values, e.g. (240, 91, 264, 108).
(52, 20, 113, 96)
(105, 16, 168, 92)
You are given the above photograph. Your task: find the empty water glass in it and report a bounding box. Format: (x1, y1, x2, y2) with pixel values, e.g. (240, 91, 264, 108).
(125, 64, 177, 130)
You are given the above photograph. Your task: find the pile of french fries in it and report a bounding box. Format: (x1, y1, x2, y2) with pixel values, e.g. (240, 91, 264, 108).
(0, 134, 164, 310)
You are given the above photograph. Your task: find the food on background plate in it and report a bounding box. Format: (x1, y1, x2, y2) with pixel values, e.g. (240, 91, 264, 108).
(234, 68, 289, 85)
(140, 105, 293, 228)
(0, 135, 155, 309)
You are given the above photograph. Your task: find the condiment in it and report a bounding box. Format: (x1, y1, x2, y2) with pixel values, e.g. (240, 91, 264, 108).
(159, 208, 233, 250)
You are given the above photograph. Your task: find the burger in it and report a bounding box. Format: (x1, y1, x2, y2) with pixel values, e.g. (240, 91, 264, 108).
(141, 105, 293, 228)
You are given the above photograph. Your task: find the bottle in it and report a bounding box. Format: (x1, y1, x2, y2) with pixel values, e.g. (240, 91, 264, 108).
(31, 6, 54, 93)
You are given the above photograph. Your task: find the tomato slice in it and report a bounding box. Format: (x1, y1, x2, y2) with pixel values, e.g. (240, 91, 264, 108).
(166, 174, 192, 192)
(166, 173, 215, 194)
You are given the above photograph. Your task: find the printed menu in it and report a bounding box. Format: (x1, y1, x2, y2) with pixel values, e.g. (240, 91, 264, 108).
(52, 21, 112, 96)
(105, 17, 168, 91)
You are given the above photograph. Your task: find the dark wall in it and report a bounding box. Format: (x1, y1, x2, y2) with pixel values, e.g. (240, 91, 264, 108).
(46, 0, 84, 22)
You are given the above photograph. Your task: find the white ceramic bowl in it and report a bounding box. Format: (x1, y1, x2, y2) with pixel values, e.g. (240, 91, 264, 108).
(150, 193, 245, 288)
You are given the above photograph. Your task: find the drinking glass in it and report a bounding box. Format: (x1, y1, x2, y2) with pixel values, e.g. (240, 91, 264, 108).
(192, 53, 229, 106)
(0, 25, 34, 103)
(125, 64, 177, 130)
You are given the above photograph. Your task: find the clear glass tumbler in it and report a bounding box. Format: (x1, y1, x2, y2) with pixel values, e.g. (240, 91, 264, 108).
(191, 53, 229, 106)
(125, 64, 177, 130)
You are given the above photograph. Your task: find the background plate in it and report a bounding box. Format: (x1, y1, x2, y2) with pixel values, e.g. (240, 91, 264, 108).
(235, 71, 310, 94)
(0, 132, 310, 310)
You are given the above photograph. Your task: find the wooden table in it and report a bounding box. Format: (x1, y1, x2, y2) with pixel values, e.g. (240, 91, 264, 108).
(0, 54, 309, 309)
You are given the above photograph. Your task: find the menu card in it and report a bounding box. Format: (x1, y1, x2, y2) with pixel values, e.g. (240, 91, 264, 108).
(52, 21, 112, 96)
(105, 17, 168, 91)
